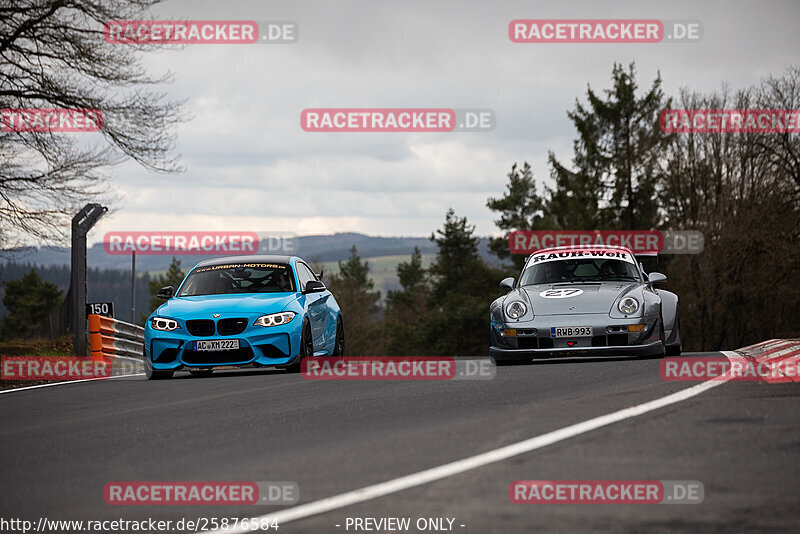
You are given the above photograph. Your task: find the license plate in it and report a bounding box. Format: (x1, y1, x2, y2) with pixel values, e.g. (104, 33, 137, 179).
(551, 326, 592, 338)
(195, 339, 239, 351)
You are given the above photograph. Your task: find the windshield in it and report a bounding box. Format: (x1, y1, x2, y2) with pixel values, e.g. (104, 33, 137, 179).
(520, 258, 641, 286)
(177, 262, 295, 296)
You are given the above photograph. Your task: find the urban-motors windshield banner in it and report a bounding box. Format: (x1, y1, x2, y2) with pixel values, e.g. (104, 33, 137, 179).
(508, 230, 704, 255)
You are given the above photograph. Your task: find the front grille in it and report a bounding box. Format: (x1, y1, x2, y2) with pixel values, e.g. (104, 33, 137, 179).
(591, 335, 607, 347)
(539, 337, 554, 349)
(186, 319, 215, 337)
(217, 318, 248, 336)
(518, 337, 539, 350)
(182, 347, 254, 365)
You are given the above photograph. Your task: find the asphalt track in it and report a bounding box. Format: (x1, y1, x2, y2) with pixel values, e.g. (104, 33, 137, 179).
(1, 351, 798, 533)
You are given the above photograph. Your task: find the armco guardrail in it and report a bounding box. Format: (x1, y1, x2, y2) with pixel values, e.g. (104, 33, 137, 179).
(88, 314, 144, 360)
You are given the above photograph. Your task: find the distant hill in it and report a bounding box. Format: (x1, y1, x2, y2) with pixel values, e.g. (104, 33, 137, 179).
(317, 253, 439, 296)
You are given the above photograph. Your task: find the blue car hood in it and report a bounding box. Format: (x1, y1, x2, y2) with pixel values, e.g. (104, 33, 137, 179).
(155, 293, 298, 319)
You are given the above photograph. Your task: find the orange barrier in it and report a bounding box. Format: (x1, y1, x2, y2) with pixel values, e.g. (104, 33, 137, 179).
(88, 314, 145, 361)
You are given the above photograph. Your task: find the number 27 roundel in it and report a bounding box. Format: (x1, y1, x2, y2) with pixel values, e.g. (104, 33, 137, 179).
(539, 289, 584, 299)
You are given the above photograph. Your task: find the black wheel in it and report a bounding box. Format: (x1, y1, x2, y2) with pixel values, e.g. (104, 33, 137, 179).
(286, 321, 314, 373)
(665, 313, 682, 356)
(333, 317, 345, 358)
(144, 359, 173, 380)
(189, 369, 213, 377)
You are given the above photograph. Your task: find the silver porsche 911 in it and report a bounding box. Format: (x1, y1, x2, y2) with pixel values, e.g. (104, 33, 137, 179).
(490, 245, 681, 364)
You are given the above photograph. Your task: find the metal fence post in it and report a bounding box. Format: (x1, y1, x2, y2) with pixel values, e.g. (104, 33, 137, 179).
(70, 204, 107, 356)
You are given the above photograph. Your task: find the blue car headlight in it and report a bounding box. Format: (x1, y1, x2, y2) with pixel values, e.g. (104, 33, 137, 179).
(254, 312, 296, 327)
(151, 317, 180, 331)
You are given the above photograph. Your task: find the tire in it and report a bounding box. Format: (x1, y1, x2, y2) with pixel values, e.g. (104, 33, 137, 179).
(189, 369, 213, 377)
(333, 317, 345, 358)
(286, 321, 314, 373)
(665, 313, 682, 356)
(144, 359, 174, 380)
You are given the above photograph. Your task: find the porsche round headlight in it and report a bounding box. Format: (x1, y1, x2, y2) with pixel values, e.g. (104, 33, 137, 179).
(618, 297, 639, 315)
(506, 301, 527, 319)
(254, 312, 296, 327)
(151, 317, 180, 331)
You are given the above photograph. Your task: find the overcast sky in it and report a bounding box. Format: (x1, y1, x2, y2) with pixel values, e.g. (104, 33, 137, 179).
(90, 0, 800, 245)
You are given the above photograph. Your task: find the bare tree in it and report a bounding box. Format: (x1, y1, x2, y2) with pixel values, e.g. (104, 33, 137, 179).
(0, 0, 184, 249)
(754, 66, 800, 200)
(658, 69, 800, 350)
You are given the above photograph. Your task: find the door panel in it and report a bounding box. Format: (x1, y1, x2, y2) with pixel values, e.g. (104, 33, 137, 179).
(296, 262, 328, 351)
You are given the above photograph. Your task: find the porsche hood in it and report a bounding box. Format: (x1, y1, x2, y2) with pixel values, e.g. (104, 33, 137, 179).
(516, 282, 638, 316)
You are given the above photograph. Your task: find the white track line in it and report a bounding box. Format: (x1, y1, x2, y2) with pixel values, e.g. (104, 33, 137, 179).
(0, 373, 144, 395)
(0, 355, 144, 395)
(204, 351, 741, 533)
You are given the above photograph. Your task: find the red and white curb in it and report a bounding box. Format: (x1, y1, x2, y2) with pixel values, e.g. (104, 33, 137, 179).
(736, 338, 800, 383)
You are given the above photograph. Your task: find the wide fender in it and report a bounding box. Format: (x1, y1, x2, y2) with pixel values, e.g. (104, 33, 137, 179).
(658, 289, 679, 335)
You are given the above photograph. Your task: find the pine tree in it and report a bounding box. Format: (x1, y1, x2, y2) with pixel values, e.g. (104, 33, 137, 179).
(385, 247, 429, 355)
(147, 257, 185, 314)
(548, 62, 671, 230)
(325, 246, 383, 355)
(486, 162, 549, 269)
(0, 270, 63, 340)
(422, 209, 503, 356)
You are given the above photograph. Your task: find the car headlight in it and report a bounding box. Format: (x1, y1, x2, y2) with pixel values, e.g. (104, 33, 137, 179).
(254, 312, 296, 327)
(506, 301, 527, 319)
(151, 317, 180, 331)
(618, 297, 639, 315)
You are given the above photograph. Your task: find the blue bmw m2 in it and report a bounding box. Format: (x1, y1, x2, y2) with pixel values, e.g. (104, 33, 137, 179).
(144, 255, 344, 379)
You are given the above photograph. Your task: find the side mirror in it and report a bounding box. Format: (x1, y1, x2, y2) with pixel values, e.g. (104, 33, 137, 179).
(304, 280, 327, 293)
(156, 286, 174, 299)
(648, 272, 667, 285)
(500, 277, 515, 290)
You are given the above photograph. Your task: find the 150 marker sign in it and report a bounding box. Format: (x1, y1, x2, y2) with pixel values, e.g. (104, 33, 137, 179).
(87, 302, 114, 318)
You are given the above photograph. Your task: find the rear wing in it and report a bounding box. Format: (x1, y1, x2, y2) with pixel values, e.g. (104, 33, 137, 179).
(633, 250, 659, 259)
(634, 250, 659, 273)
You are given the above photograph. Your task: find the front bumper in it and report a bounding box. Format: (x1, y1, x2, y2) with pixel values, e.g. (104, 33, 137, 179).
(490, 340, 665, 361)
(489, 314, 664, 361)
(145, 318, 302, 370)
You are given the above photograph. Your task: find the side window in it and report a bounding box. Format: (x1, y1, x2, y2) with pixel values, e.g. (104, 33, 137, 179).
(296, 263, 315, 290)
(304, 263, 319, 281)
